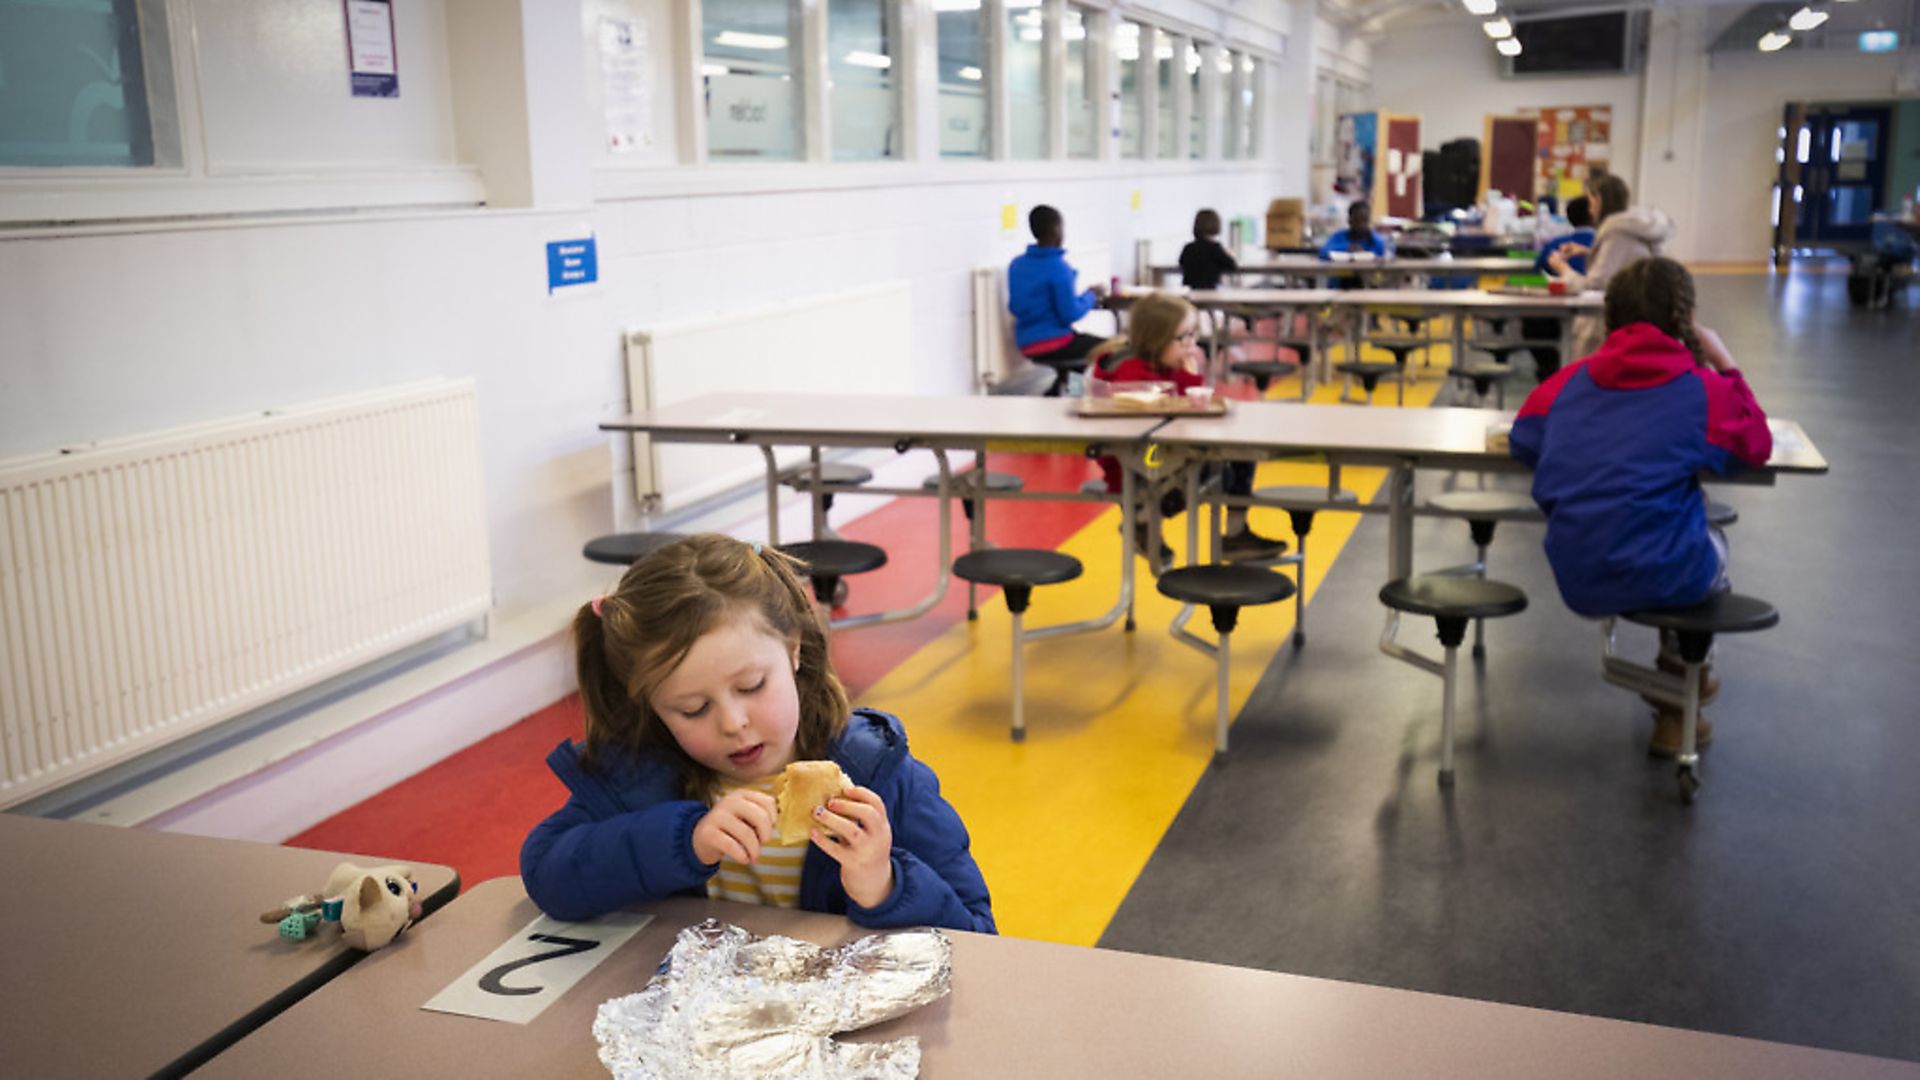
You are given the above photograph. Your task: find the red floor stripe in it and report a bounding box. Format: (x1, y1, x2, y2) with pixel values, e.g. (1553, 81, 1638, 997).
(285, 451, 1110, 888)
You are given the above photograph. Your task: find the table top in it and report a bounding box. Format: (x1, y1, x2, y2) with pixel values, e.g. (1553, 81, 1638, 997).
(1155, 402, 1829, 476)
(200, 877, 1918, 1079)
(1118, 285, 1602, 312)
(1156, 253, 1536, 276)
(603, 393, 1826, 477)
(0, 814, 461, 1080)
(601, 391, 1166, 448)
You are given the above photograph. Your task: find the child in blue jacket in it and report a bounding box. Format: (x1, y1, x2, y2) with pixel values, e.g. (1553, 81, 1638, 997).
(1510, 257, 1772, 756)
(1008, 204, 1108, 395)
(521, 534, 995, 933)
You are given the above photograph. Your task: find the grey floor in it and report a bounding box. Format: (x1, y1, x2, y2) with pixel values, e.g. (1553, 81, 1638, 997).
(1099, 271, 1920, 1062)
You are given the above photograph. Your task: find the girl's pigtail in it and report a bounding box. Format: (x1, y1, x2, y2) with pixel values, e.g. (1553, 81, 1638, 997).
(1089, 334, 1129, 375)
(572, 599, 634, 774)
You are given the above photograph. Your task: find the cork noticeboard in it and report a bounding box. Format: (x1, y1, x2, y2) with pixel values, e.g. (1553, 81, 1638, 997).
(1520, 105, 1613, 202)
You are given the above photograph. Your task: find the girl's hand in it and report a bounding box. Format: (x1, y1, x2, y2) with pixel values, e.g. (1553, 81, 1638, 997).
(811, 786, 896, 908)
(1546, 250, 1571, 275)
(1694, 323, 1738, 372)
(1558, 241, 1591, 257)
(692, 789, 776, 866)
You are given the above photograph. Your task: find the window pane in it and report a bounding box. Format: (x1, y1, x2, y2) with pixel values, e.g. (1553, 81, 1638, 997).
(1116, 21, 1142, 158)
(703, 0, 802, 160)
(1065, 6, 1094, 159)
(1006, 0, 1046, 159)
(1155, 35, 1175, 158)
(1186, 42, 1203, 159)
(1216, 50, 1234, 159)
(936, 0, 988, 158)
(1239, 55, 1258, 158)
(0, 0, 154, 166)
(829, 0, 898, 160)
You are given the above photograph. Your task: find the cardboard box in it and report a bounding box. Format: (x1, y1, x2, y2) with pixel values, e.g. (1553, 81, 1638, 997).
(1267, 198, 1305, 247)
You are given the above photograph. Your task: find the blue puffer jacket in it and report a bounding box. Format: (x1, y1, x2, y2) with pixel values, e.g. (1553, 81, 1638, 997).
(1007, 245, 1097, 349)
(520, 709, 996, 934)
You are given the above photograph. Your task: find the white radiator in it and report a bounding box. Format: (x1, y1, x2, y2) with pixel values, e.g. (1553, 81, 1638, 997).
(624, 282, 915, 511)
(971, 244, 1114, 393)
(0, 380, 492, 807)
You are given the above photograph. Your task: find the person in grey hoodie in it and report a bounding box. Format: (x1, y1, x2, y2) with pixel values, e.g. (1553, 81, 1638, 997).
(1547, 173, 1675, 358)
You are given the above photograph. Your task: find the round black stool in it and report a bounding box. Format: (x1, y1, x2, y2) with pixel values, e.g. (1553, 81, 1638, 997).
(777, 540, 887, 616)
(779, 461, 873, 498)
(1368, 337, 1427, 405)
(1706, 500, 1738, 528)
(1447, 363, 1518, 407)
(1623, 593, 1778, 803)
(1426, 489, 1537, 658)
(1334, 360, 1401, 405)
(1230, 358, 1300, 394)
(583, 532, 684, 566)
(1254, 485, 1360, 646)
(1470, 342, 1531, 368)
(953, 550, 1084, 741)
(780, 462, 874, 540)
(1379, 575, 1529, 787)
(922, 469, 1024, 523)
(1157, 565, 1296, 753)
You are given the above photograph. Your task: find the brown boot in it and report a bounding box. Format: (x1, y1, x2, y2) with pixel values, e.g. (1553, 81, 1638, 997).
(1641, 654, 1719, 709)
(1649, 706, 1714, 759)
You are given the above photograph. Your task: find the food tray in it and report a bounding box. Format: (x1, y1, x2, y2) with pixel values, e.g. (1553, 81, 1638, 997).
(1073, 395, 1229, 417)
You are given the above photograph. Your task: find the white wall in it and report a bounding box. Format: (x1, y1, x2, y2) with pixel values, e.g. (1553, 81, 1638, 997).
(1367, 16, 1641, 192)
(190, 0, 462, 168)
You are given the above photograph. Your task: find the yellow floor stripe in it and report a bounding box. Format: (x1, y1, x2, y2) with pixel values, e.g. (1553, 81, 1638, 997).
(862, 338, 1457, 944)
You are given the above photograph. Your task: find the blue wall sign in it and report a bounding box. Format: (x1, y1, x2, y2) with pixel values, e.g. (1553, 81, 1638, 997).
(546, 238, 598, 293)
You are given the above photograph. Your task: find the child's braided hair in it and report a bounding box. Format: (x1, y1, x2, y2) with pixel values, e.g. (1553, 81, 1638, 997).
(1603, 256, 1704, 365)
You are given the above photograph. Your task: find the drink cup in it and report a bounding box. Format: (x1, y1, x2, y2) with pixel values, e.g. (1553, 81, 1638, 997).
(1184, 385, 1215, 409)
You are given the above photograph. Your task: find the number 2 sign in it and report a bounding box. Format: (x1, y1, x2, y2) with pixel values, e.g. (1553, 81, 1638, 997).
(422, 913, 653, 1024)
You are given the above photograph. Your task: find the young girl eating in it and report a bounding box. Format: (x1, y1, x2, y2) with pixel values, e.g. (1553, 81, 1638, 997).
(1092, 291, 1289, 564)
(521, 534, 996, 933)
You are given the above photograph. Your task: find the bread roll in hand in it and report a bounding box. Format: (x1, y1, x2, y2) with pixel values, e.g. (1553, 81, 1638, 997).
(773, 760, 853, 844)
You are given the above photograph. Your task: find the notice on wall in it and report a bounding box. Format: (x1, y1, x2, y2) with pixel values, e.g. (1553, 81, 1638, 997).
(547, 237, 599, 294)
(599, 16, 653, 152)
(345, 0, 399, 98)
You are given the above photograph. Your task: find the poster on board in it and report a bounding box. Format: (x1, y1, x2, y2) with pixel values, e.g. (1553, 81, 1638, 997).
(1335, 112, 1377, 201)
(345, 0, 399, 98)
(1521, 106, 1612, 202)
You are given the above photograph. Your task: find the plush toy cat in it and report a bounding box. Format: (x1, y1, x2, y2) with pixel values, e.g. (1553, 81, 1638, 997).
(259, 862, 423, 952)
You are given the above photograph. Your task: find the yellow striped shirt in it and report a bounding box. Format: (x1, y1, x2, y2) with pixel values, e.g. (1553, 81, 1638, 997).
(706, 776, 806, 908)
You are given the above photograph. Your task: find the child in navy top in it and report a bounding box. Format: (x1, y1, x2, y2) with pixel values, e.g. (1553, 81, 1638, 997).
(1509, 257, 1772, 756)
(1522, 195, 1597, 376)
(1318, 200, 1388, 258)
(1178, 209, 1239, 290)
(521, 534, 995, 933)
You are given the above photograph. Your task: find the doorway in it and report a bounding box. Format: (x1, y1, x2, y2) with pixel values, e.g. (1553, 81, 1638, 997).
(1775, 103, 1895, 254)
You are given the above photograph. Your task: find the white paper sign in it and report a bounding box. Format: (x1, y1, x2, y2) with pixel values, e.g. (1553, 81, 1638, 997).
(421, 912, 653, 1025)
(599, 16, 653, 151)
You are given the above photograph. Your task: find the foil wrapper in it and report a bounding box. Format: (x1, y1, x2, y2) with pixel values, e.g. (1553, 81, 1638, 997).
(594, 919, 953, 1080)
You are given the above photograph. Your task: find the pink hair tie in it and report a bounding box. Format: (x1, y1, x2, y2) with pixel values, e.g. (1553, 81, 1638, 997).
(591, 595, 605, 617)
